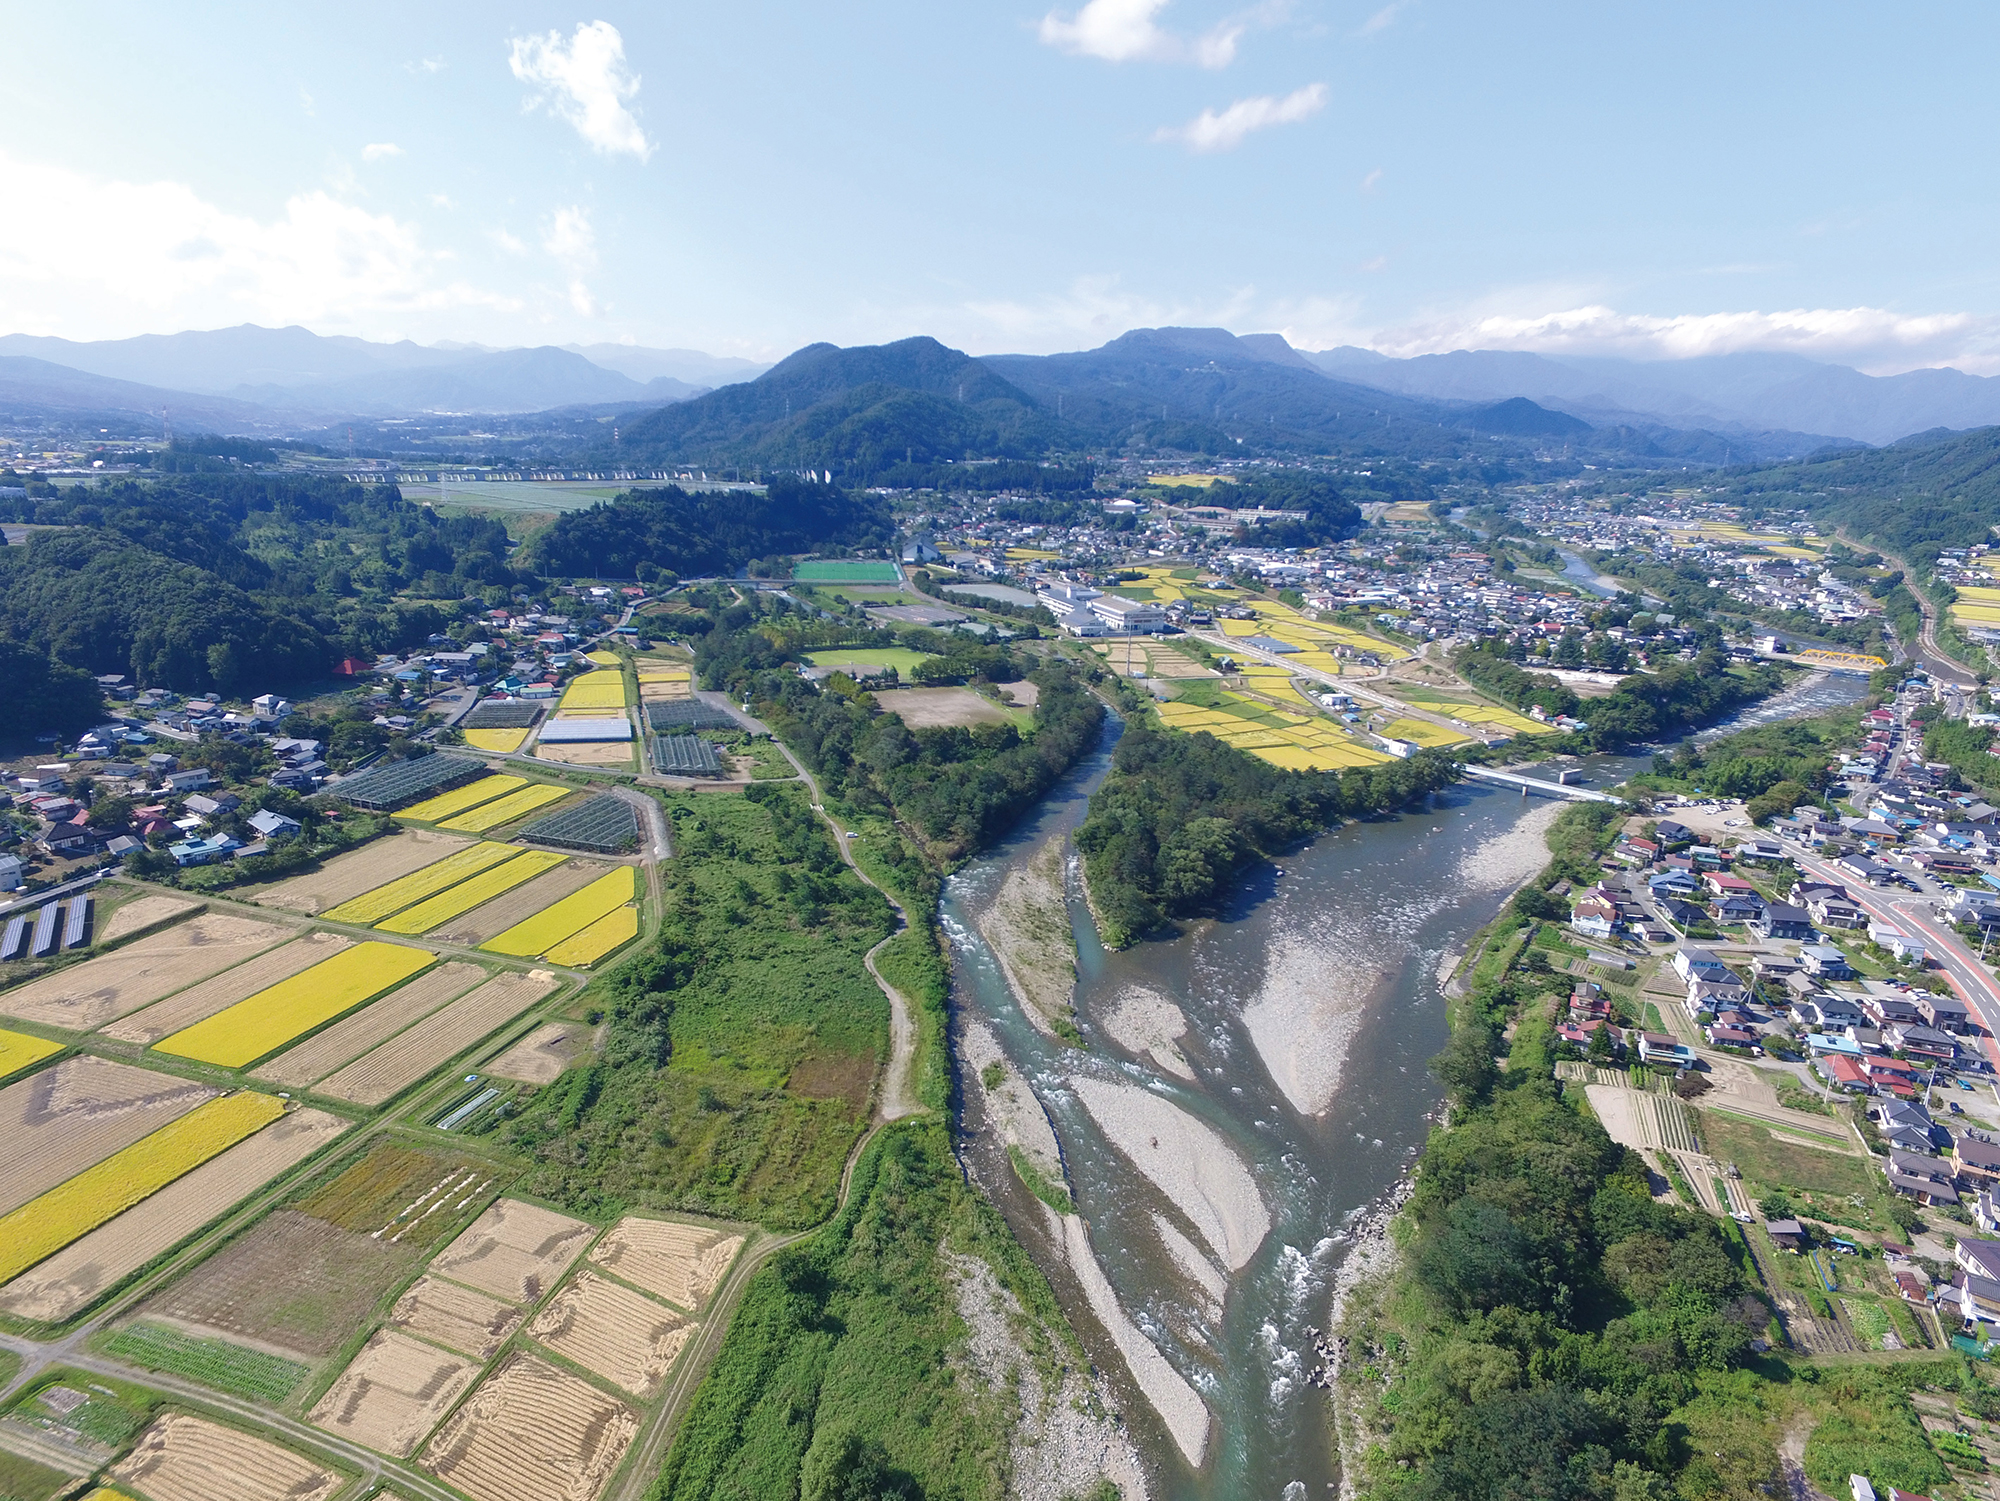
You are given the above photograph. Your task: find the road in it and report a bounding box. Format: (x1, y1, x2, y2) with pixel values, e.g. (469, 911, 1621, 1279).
(1838, 530, 1978, 688)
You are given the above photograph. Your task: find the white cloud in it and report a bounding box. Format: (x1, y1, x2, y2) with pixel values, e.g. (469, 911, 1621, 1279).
(1359, 1, 1405, 36)
(1360, 166, 1383, 192)
(1039, 0, 1243, 67)
(541, 206, 596, 269)
(430, 191, 457, 209)
(509, 21, 653, 160)
(0, 150, 513, 338)
(361, 142, 403, 161)
(1154, 82, 1327, 152)
(489, 227, 527, 254)
(567, 280, 597, 317)
(408, 55, 447, 74)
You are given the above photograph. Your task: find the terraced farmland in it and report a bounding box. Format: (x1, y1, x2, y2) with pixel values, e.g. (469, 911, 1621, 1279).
(154, 942, 435, 1068)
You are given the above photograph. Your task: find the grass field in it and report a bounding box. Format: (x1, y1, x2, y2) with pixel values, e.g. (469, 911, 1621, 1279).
(0, 1092, 284, 1282)
(0, 1447, 66, 1501)
(322, 843, 517, 925)
(481, 867, 636, 957)
(802, 647, 930, 673)
(155, 944, 435, 1067)
(438, 783, 572, 833)
(1697, 1109, 1875, 1199)
(104, 1322, 309, 1402)
(793, 560, 901, 582)
(375, 850, 568, 934)
(397, 775, 526, 823)
(543, 905, 639, 967)
(0, 1027, 62, 1080)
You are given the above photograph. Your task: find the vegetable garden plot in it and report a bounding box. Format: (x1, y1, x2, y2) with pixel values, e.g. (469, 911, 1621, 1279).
(517, 795, 639, 854)
(155, 942, 435, 1068)
(330, 754, 486, 811)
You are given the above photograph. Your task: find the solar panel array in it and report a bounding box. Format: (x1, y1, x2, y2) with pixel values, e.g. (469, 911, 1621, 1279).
(463, 699, 545, 729)
(329, 753, 486, 810)
(653, 735, 725, 775)
(519, 795, 641, 854)
(645, 699, 737, 731)
(0, 916, 25, 961)
(30, 903, 60, 957)
(61, 897, 89, 949)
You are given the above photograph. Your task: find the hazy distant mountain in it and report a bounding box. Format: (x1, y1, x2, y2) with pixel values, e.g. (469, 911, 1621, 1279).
(229, 347, 703, 416)
(0, 325, 462, 394)
(561, 343, 770, 387)
(0, 355, 273, 431)
(1303, 345, 2000, 446)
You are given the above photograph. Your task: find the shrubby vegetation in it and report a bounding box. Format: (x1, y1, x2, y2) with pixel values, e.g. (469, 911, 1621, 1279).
(1624, 711, 1853, 812)
(1455, 640, 1782, 750)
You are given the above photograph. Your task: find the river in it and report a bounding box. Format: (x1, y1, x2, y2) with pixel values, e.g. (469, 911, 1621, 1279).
(942, 669, 1869, 1500)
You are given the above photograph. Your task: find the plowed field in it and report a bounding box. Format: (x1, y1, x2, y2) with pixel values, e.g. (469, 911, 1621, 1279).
(110, 1412, 340, 1501)
(588, 1218, 743, 1313)
(314, 970, 558, 1107)
(0, 1056, 217, 1216)
(421, 1354, 637, 1501)
(390, 1275, 523, 1359)
(311, 1329, 480, 1457)
(485, 1022, 589, 1085)
(98, 894, 200, 944)
(0, 1108, 346, 1323)
(250, 960, 482, 1088)
(101, 931, 354, 1045)
(0, 912, 287, 1030)
(528, 1270, 694, 1397)
(430, 1198, 594, 1304)
(254, 830, 475, 916)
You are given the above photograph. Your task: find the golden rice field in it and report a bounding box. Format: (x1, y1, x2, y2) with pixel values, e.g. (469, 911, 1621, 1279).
(323, 843, 517, 925)
(0, 1027, 62, 1078)
(545, 906, 639, 968)
(398, 775, 526, 823)
(559, 675, 630, 711)
(1156, 696, 1396, 771)
(481, 868, 636, 958)
(439, 784, 571, 834)
(585, 649, 623, 666)
(155, 943, 435, 1068)
(1381, 716, 1471, 748)
(0, 1091, 283, 1283)
(463, 728, 531, 754)
(376, 851, 569, 935)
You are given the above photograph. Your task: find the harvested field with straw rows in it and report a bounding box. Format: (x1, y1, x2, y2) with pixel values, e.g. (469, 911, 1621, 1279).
(486, 1022, 590, 1085)
(0, 1027, 62, 1081)
(375, 851, 567, 935)
(587, 1218, 743, 1313)
(0, 912, 287, 1031)
(430, 1198, 594, 1304)
(314, 970, 558, 1107)
(528, 1270, 694, 1398)
(481, 867, 634, 958)
(98, 894, 200, 944)
(250, 961, 483, 1089)
(390, 1275, 523, 1359)
(146, 1209, 424, 1356)
(0, 1092, 284, 1284)
(155, 942, 435, 1068)
(0, 1108, 346, 1323)
(311, 1328, 481, 1457)
(532, 741, 634, 767)
(427, 862, 608, 948)
(422, 1354, 637, 1501)
(544, 905, 638, 968)
(0, 1056, 216, 1216)
(293, 1144, 491, 1248)
(437, 784, 572, 833)
(397, 775, 525, 824)
(102, 931, 354, 1046)
(320, 843, 516, 926)
(254, 831, 474, 917)
(110, 1412, 340, 1501)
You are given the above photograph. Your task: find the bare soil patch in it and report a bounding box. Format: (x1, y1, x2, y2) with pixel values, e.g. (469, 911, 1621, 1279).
(874, 686, 1014, 728)
(101, 931, 354, 1045)
(97, 894, 201, 945)
(587, 1218, 742, 1314)
(535, 741, 634, 766)
(421, 1354, 637, 1501)
(251, 961, 484, 1089)
(428, 863, 609, 947)
(0, 1056, 216, 1215)
(110, 1412, 340, 1501)
(485, 1022, 591, 1086)
(390, 1275, 524, 1360)
(144, 1209, 424, 1357)
(0, 1108, 347, 1324)
(430, 1198, 595, 1304)
(528, 1270, 693, 1398)
(311, 1328, 480, 1458)
(252, 829, 475, 916)
(0, 912, 288, 1031)
(315, 970, 559, 1107)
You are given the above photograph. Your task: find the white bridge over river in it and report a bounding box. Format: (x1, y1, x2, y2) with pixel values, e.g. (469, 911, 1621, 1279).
(1462, 766, 1626, 804)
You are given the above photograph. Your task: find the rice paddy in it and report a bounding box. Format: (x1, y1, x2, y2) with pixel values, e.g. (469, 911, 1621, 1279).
(374, 851, 570, 936)
(558, 675, 631, 712)
(154, 943, 436, 1068)
(480, 868, 636, 958)
(1155, 693, 1396, 771)
(438, 784, 572, 834)
(0, 1027, 61, 1079)
(397, 775, 527, 824)
(322, 844, 518, 925)
(463, 728, 531, 753)
(1380, 716, 1472, 748)
(0, 1091, 284, 1283)
(543, 906, 639, 968)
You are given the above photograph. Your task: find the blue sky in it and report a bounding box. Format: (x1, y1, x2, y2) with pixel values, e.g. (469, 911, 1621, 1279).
(4, 2, 1998, 371)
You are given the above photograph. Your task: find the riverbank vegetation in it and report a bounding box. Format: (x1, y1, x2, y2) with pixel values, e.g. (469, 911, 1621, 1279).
(1454, 640, 1784, 750)
(1076, 709, 1459, 946)
(1619, 708, 1858, 812)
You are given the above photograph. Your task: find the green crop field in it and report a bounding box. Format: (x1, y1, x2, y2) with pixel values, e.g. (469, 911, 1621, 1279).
(1697, 1110, 1874, 1198)
(794, 559, 901, 583)
(104, 1322, 310, 1402)
(0, 1448, 66, 1501)
(803, 647, 931, 673)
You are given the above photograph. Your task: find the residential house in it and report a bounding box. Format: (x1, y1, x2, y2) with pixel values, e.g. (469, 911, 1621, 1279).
(1979, 1189, 2000, 1237)
(163, 768, 213, 793)
(1956, 1133, 2000, 1187)
(1705, 1023, 1759, 1050)
(1764, 1218, 1806, 1252)
(1752, 902, 1814, 941)
(1687, 977, 1753, 1015)
(1569, 888, 1621, 940)
(1673, 947, 1733, 983)
(1817, 1053, 1872, 1093)
(1637, 1033, 1695, 1070)
(166, 834, 239, 867)
(1885, 1023, 1956, 1066)
(1888, 1150, 1959, 1205)
(1800, 944, 1855, 979)
(1806, 891, 1867, 930)
(1713, 893, 1766, 924)
(1919, 993, 1974, 1034)
(1703, 872, 1756, 899)
(1868, 923, 1927, 964)
(246, 809, 302, 841)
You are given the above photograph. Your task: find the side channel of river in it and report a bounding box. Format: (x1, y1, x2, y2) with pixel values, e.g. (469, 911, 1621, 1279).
(944, 669, 1869, 1501)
